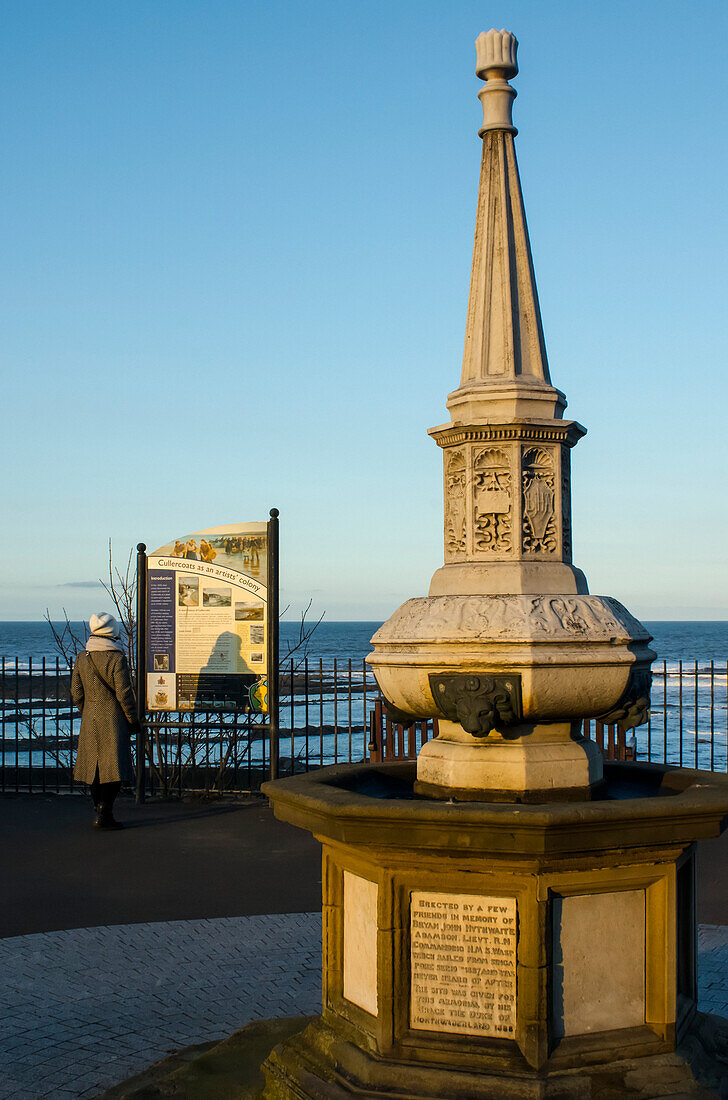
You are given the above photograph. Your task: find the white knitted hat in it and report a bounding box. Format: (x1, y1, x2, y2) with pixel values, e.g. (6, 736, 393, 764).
(89, 612, 121, 638)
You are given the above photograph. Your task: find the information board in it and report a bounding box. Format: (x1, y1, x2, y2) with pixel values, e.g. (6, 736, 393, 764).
(145, 522, 268, 713)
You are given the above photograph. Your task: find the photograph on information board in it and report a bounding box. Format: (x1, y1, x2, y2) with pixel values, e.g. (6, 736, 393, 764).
(145, 522, 268, 713)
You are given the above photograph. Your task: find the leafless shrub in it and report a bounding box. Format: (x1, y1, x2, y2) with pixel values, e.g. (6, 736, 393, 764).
(44, 539, 136, 673)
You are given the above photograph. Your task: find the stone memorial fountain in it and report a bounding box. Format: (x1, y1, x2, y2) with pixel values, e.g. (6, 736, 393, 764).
(262, 28, 728, 1098)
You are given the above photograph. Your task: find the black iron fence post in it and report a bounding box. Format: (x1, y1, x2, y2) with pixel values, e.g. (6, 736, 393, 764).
(268, 508, 280, 780)
(136, 542, 147, 804)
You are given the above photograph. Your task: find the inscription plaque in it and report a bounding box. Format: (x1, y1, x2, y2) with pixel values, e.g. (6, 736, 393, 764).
(410, 891, 516, 1037)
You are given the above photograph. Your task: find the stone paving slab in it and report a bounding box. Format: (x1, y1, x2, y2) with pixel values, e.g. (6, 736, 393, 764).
(0, 913, 320, 1099)
(0, 916, 725, 1099)
(696, 925, 728, 1020)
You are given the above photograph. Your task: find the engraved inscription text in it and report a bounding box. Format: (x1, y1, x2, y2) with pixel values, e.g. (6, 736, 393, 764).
(410, 891, 516, 1038)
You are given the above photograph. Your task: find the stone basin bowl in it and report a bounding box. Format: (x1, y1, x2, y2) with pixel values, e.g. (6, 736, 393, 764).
(367, 594, 655, 726)
(263, 759, 728, 856)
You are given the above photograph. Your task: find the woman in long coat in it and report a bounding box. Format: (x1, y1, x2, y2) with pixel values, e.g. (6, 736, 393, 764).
(72, 612, 137, 829)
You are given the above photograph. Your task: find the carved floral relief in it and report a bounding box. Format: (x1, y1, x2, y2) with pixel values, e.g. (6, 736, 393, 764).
(371, 594, 651, 645)
(472, 447, 511, 554)
(444, 450, 467, 559)
(521, 447, 557, 554)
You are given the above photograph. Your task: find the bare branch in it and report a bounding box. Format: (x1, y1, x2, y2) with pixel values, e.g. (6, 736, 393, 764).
(43, 608, 88, 666)
(99, 539, 137, 677)
(281, 599, 325, 667)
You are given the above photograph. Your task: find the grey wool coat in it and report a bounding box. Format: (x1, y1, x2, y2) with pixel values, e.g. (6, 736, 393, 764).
(72, 650, 137, 784)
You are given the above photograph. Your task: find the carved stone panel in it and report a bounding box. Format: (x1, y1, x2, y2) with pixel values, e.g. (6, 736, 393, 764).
(444, 450, 467, 561)
(521, 446, 557, 555)
(472, 447, 512, 555)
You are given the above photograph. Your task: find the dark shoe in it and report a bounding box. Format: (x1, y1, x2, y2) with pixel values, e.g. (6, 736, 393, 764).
(94, 806, 124, 830)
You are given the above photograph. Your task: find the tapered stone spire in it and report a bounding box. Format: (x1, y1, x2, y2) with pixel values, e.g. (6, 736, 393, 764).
(366, 26, 654, 804)
(429, 30, 586, 596)
(447, 29, 565, 424)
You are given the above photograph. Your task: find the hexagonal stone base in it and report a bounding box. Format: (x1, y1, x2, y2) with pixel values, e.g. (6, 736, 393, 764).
(262, 1015, 724, 1098)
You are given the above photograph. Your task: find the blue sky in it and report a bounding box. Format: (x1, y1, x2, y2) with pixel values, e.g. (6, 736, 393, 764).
(1, 0, 727, 621)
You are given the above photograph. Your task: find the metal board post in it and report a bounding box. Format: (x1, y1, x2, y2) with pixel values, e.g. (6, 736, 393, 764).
(135, 542, 147, 804)
(267, 508, 280, 781)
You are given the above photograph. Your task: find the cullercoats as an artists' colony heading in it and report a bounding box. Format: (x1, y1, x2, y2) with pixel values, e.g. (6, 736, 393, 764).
(144, 521, 272, 714)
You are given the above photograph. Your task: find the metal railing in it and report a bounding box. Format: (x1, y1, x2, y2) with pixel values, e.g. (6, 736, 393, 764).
(1, 656, 77, 794)
(367, 697, 438, 762)
(634, 659, 727, 772)
(1, 655, 726, 794)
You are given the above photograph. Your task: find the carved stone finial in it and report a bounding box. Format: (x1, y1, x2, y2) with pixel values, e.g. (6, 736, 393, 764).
(475, 28, 518, 80)
(474, 28, 518, 135)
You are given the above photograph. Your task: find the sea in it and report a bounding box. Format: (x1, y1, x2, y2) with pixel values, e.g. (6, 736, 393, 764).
(2, 620, 727, 773)
(2, 620, 728, 665)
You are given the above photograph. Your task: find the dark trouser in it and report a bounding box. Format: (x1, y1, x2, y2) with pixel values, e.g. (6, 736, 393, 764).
(90, 767, 121, 811)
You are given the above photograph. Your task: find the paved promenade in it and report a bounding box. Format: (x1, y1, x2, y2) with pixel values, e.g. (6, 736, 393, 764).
(0, 916, 727, 1098)
(0, 794, 321, 939)
(0, 913, 321, 1099)
(1, 793, 726, 1098)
